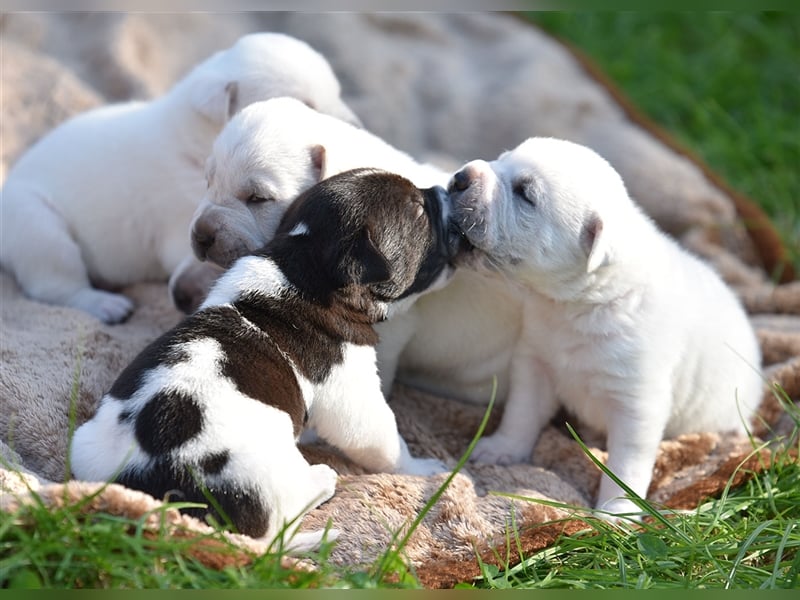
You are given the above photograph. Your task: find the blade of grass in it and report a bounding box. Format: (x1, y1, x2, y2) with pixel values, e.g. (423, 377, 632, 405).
(372, 377, 497, 581)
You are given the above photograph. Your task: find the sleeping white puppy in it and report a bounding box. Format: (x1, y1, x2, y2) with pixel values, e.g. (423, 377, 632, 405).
(0, 33, 359, 323)
(447, 137, 763, 519)
(177, 97, 522, 404)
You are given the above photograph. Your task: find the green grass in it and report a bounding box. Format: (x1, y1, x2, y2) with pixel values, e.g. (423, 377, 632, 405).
(0, 498, 348, 589)
(528, 12, 800, 273)
(1, 12, 798, 591)
(467, 390, 800, 590)
(0, 378, 497, 590)
(0, 474, 420, 590)
(473, 457, 800, 589)
(2, 389, 797, 590)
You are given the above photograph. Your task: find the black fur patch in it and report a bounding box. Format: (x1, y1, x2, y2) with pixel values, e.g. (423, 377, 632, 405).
(109, 343, 189, 400)
(266, 169, 455, 312)
(116, 458, 269, 538)
(135, 389, 204, 455)
(200, 450, 230, 475)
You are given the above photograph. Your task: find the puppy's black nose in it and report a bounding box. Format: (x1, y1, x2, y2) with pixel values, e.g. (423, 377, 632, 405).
(450, 169, 471, 192)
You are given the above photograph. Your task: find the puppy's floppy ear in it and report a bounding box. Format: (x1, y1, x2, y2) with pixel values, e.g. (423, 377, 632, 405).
(189, 77, 239, 124)
(310, 145, 327, 182)
(581, 212, 608, 273)
(355, 229, 392, 285)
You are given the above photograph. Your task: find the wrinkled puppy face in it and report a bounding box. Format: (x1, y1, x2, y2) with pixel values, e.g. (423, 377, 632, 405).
(447, 138, 621, 291)
(268, 168, 463, 320)
(191, 107, 326, 269)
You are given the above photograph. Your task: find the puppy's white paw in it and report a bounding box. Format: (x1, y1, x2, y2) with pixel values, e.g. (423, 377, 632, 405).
(68, 289, 134, 324)
(595, 497, 644, 523)
(469, 435, 531, 466)
(309, 463, 338, 503)
(284, 528, 340, 552)
(397, 456, 449, 476)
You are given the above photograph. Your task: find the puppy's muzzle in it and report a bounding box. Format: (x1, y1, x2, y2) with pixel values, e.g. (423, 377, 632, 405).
(425, 185, 472, 259)
(443, 173, 479, 257)
(191, 219, 216, 261)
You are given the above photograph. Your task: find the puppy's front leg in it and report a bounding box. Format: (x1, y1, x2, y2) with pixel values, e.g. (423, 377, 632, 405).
(313, 389, 446, 476)
(311, 346, 446, 476)
(595, 391, 670, 521)
(470, 352, 557, 465)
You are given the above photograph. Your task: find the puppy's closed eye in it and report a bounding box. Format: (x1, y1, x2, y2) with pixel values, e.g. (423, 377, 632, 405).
(512, 179, 536, 208)
(246, 193, 272, 205)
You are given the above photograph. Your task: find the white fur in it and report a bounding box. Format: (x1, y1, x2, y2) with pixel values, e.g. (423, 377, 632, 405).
(0, 33, 358, 323)
(184, 97, 522, 404)
(307, 342, 444, 476)
(288, 222, 310, 237)
(450, 137, 763, 519)
(199, 255, 289, 310)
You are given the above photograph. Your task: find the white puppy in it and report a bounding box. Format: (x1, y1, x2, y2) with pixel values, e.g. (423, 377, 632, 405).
(448, 137, 763, 518)
(180, 97, 522, 405)
(0, 33, 359, 323)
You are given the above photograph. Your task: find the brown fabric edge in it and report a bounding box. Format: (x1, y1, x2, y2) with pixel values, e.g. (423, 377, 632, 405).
(415, 517, 590, 589)
(659, 447, 774, 511)
(414, 447, 785, 589)
(508, 13, 795, 283)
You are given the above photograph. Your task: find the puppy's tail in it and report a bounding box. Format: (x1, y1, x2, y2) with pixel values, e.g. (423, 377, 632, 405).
(283, 528, 340, 553)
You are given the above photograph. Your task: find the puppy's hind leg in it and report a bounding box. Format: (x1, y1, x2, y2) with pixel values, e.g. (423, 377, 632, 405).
(271, 461, 339, 552)
(0, 185, 133, 323)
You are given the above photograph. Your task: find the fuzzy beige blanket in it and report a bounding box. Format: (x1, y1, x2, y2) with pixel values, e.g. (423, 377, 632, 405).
(1, 13, 798, 588)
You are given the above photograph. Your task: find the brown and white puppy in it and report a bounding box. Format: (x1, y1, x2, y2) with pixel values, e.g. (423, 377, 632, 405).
(0, 33, 359, 323)
(448, 137, 763, 520)
(70, 169, 459, 548)
(174, 97, 521, 405)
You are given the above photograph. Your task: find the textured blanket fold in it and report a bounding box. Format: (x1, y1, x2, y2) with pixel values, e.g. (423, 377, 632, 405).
(1, 12, 797, 588)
